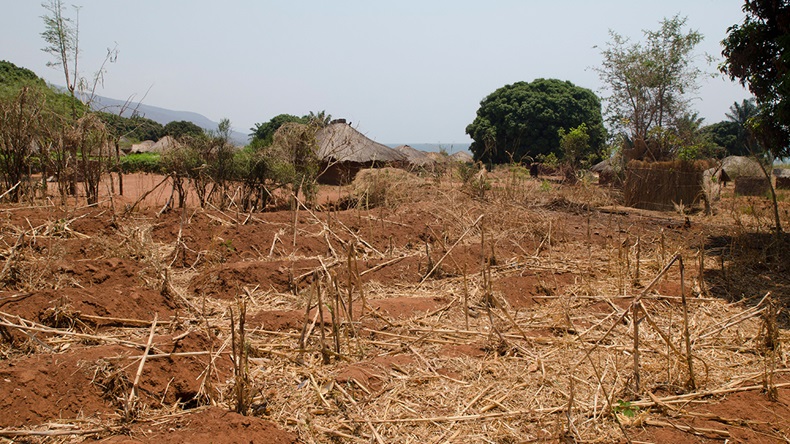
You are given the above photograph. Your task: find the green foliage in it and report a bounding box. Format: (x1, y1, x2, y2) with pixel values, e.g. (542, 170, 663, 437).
(536, 152, 559, 169)
(613, 400, 640, 418)
(700, 121, 743, 156)
(119, 153, 162, 173)
(163, 120, 204, 139)
(0, 60, 44, 90)
(0, 60, 84, 118)
(249, 114, 307, 147)
(466, 79, 606, 165)
(263, 122, 321, 204)
(722, 2, 790, 159)
(597, 15, 705, 147)
(96, 111, 164, 141)
(558, 123, 600, 169)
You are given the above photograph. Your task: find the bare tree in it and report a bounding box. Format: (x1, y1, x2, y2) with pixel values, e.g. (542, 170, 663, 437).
(596, 15, 706, 157)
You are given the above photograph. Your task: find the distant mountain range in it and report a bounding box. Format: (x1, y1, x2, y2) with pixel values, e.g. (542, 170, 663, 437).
(86, 94, 249, 146)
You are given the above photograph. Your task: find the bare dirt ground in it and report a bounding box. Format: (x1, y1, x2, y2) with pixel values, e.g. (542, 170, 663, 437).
(1, 170, 789, 443)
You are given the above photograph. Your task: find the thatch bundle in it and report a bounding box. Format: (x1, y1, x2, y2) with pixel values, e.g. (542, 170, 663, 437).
(348, 167, 426, 208)
(624, 160, 710, 211)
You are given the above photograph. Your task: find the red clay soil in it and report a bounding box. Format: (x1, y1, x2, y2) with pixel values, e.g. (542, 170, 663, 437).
(335, 353, 416, 393)
(93, 406, 298, 444)
(0, 332, 230, 429)
(0, 344, 126, 428)
(1, 285, 175, 327)
(1, 173, 788, 443)
(494, 270, 576, 309)
(249, 309, 306, 332)
(189, 259, 320, 298)
(631, 385, 790, 443)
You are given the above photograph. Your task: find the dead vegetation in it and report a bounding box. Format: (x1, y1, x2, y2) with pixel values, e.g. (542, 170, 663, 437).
(0, 165, 788, 443)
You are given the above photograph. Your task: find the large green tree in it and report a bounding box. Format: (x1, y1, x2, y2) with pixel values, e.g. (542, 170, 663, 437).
(163, 120, 204, 139)
(596, 15, 705, 153)
(465, 78, 606, 164)
(721, 0, 790, 160)
(700, 121, 743, 155)
(249, 114, 307, 147)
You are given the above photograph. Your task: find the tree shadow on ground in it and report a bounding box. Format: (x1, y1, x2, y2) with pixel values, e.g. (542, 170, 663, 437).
(704, 231, 790, 325)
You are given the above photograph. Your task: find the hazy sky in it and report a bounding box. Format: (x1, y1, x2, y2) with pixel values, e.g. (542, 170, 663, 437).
(3, 1, 752, 145)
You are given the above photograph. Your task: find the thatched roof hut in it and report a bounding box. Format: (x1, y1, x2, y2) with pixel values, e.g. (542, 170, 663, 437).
(449, 151, 473, 163)
(315, 123, 406, 185)
(395, 145, 435, 167)
(129, 140, 155, 154)
(150, 135, 179, 153)
(721, 156, 764, 178)
(591, 158, 620, 185)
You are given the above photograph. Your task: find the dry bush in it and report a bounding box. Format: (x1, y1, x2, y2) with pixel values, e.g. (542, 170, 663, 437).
(347, 167, 428, 209)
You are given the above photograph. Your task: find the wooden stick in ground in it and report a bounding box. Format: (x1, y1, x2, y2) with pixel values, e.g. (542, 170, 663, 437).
(316, 280, 330, 365)
(632, 300, 641, 395)
(127, 314, 158, 416)
(417, 214, 484, 289)
(463, 262, 470, 331)
(680, 256, 696, 390)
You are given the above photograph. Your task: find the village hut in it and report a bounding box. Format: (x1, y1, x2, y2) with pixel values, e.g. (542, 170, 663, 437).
(395, 145, 435, 167)
(449, 151, 473, 163)
(591, 158, 619, 185)
(129, 140, 155, 154)
(702, 156, 769, 197)
(393, 145, 440, 175)
(774, 168, 790, 190)
(149, 135, 179, 154)
(315, 122, 406, 185)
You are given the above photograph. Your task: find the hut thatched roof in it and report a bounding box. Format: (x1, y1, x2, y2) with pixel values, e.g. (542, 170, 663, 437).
(450, 151, 473, 163)
(395, 145, 435, 166)
(150, 135, 179, 153)
(591, 158, 612, 173)
(721, 156, 764, 178)
(129, 140, 156, 154)
(773, 168, 790, 178)
(316, 123, 406, 164)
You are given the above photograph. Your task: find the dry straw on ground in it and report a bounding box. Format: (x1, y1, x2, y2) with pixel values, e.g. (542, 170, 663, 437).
(0, 166, 788, 443)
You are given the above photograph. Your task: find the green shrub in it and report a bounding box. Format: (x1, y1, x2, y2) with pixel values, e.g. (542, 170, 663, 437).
(119, 153, 162, 173)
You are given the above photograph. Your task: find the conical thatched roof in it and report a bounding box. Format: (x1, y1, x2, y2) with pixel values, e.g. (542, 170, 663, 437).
(395, 145, 435, 166)
(150, 135, 179, 153)
(591, 158, 611, 173)
(316, 123, 406, 164)
(129, 140, 155, 154)
(721, 156, 764, 178)
(449, 151, 473, 163)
